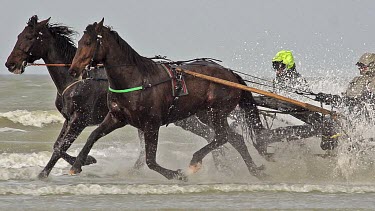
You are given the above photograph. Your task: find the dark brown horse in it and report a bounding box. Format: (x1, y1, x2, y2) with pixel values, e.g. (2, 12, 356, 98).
(5, 16, 104, 178)
(5, 16, 233, 178)
(68, 18, 264, 180)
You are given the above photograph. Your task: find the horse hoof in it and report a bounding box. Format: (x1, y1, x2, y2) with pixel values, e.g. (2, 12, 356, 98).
(174, 169, 188, 182)
(257, 164, 266, 171)
(69, 169, 76, 176)
(38, 171, 49, 180)
(250, 165, 268, 179)
(261, 153, 276, 162)
(84, 155, 97, 166)
(187, 162, 202, 175)
(69, 167, 82, 176)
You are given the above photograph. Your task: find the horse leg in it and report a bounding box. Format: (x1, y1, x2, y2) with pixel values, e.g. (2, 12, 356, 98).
(225, 123, 265, 178)
(174, 116, 213, 140)
(38, 120, 68, 179)
(186, 115, 234, 173)
(132, 129, 146, 170)
(38, 117, 94, 179)
(188, 113, 230, 174)
(186, 113, 233, 174)
(69, 112, 126, 175)
(143, 126, 187, 181)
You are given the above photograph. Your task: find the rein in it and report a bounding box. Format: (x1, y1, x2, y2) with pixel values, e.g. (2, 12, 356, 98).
(26, 63, 104, 67)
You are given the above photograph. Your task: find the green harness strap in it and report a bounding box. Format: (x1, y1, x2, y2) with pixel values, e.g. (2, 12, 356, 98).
(108, 86, 143, 93)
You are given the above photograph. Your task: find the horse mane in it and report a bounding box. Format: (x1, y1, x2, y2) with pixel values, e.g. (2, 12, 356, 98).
(86, 24, 157, 74)
(28, 15, 77, 62)
(47, 24, 77, 61)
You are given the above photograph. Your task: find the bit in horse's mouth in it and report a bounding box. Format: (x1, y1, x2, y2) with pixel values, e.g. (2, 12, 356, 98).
(12, 61, 26, 74)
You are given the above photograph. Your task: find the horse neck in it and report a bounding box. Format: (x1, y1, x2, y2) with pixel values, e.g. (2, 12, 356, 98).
(42, 42, 77, 94)
(104, 38, 155, 89)
(104, 56, 147, 90)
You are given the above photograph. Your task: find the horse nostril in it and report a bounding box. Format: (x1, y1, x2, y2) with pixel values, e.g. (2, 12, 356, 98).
(5, 62, 12, 68)
(5, 62, 16, 70)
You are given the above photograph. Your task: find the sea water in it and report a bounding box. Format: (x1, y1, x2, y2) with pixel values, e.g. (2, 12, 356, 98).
(0, 74, 375, 210)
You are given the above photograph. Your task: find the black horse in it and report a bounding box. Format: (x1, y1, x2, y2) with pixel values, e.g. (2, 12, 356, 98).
(5, 16, 103, 178)
(5, 16, 236, 178)
(68, 19, 264, 180)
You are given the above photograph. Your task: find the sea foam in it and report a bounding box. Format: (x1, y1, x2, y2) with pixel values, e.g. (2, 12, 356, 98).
(0, 110, 64, 127)
(0, 127, 27, 133)
(1, 183, 375, 196)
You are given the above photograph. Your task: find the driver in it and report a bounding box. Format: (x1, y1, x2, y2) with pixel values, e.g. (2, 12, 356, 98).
(316, 53, 375, 107)
(272, 50, 310, 93)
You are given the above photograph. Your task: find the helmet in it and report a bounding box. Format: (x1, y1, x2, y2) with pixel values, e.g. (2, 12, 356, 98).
(272, 50, 295, 70)
(356, 53, 375, 74)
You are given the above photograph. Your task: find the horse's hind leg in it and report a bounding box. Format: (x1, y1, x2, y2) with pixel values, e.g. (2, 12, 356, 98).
(191, 112, 264, 178)
(70, 112, 126, 175)
(175, 116, 232, 172)
(132, 129, 145, 170)
(225, 123, 265, 178)
(188, 113, 230, 174)
(174, 116, 213, 141)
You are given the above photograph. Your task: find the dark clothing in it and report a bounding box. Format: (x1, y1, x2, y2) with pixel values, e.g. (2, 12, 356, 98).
(273, 68, 310, 93)
(315, 73, 375, 108)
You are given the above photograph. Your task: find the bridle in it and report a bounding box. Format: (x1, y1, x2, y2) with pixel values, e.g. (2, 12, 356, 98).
(82, 32, 136, 70)
(85, 33, 103, 71)
(13, 31, 44, 71)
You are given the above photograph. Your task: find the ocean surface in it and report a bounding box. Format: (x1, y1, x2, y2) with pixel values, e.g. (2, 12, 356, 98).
(1, 74, 375, 210)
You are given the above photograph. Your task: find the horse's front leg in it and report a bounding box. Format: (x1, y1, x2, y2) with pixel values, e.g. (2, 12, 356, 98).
(38, 120, 69, 179)
(69, 112, 126, 175)
(38, 116, 93, 179)
(144, 127, 187, 181)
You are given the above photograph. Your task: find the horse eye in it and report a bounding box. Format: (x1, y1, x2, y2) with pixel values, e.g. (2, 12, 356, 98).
(84, 40, 92, 46)
(26, 36, 33, 40)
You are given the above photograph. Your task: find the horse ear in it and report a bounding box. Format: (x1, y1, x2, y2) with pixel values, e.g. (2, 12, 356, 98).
(27, 15, 39, 27)
(38, 17, 51, 26)
(95, 18, 104, 32)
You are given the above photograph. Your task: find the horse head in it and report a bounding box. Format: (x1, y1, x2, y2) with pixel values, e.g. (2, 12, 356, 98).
(5, 15, 51, 74)
(69, 18, 106, 78)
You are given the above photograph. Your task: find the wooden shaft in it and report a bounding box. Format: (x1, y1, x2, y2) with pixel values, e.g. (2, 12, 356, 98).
(175, 68, 335, 116)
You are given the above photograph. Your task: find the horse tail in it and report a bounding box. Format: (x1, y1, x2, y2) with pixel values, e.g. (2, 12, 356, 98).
(232, 73, 267, 154)
(233, 73, 264, 132)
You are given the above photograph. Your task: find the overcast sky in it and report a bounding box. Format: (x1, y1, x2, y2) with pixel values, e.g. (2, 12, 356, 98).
(1, 0, 374, 77)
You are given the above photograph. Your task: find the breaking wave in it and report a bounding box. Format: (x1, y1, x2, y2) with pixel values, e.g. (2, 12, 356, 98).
(2, 183, 375, 196)
(0, 110, 64, 127)
(0, 127, 27, 133)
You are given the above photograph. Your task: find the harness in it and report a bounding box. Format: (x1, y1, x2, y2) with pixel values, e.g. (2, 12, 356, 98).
(106, 63, 189, 124)
(59, 77, 108, 97)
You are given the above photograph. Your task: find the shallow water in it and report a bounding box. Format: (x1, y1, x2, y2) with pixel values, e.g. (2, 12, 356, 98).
(1, 74, 375, 210)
